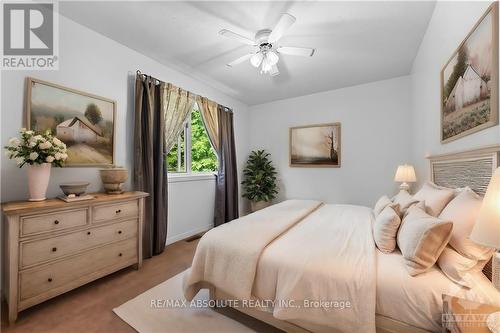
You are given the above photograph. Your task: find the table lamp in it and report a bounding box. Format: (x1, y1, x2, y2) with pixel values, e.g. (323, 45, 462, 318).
(470, 167, 500, 333)
(394, 164, 416, 192)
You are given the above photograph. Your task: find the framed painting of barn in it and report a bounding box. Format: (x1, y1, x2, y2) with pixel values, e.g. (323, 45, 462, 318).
(289, 123, 341, 168)
(440, 2, 498, 143)
(26, 77, 116, 167)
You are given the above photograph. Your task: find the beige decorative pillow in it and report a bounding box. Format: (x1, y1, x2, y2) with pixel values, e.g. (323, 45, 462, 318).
(413, 182, 455, 217)
(373, 205, 402, 253)
(392, 191, 418, 217)
(439, 188, 494, 261)
(373, 195, 393, 217)
(397, 206, 453, 276)
(437, 246, 477, 288)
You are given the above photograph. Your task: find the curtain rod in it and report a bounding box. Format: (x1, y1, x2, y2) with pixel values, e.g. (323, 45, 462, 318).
(136, 70, 161, 84)
(136, 70, 233, 112)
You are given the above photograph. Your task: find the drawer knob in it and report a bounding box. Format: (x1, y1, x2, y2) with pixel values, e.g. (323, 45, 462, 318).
(115, 209, 122, 214)
(52, 247, 57, 252)
(54, 220, 59, 225)
(48, 278, 53, 282)
(118, 230, 122, 234)
(118, 253, 123, 257)
(87, 231, 91, 235)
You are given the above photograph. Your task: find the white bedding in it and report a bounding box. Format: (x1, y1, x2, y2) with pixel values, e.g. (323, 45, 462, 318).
(185, 200, 499, 333)
(376, 249, 500, 332)
(184, 200, 323, 301)
(252, 204, 378, 333)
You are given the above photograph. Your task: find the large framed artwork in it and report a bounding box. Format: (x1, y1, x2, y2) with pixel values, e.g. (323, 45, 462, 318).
(441, 3, 498, 143)
(289, 123, 341, 168)
(26, 77, 116, 167)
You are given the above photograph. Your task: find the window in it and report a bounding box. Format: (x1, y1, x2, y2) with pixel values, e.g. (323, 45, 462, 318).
(166, 105, 218, 174)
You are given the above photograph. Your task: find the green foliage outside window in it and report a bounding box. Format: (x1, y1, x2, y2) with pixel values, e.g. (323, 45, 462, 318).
(166, 107, 217, 173)
(166, 130, 185, 173)
(190, 109, 217, 172)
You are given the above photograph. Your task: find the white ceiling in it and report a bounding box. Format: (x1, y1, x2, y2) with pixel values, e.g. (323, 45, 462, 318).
(59, 1, 436, 106)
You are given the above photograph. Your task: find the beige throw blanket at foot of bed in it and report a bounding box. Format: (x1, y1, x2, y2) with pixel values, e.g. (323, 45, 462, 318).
(253, 205, 377, 333)
(183, 199, 323, 301)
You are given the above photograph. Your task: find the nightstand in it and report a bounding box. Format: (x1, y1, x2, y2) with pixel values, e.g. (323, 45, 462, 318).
(442, 295, 500, 333)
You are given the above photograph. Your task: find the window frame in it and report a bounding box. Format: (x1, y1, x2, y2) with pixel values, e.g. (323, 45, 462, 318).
(167, 107, 218, 181)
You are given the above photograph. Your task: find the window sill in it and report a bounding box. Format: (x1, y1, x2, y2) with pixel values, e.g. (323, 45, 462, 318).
(168, 172, 216, 183)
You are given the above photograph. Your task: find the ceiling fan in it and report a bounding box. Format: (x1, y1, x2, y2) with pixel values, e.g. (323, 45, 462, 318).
(220, 13, 315, 76)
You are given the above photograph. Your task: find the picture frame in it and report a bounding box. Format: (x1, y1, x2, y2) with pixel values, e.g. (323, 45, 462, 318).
(289, 122, 341, 168)
(440, 2, 499, 144)
(26, 77, 116, 167)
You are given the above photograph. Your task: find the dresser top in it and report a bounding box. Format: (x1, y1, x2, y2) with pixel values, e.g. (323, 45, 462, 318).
(2, 191, 149, 215)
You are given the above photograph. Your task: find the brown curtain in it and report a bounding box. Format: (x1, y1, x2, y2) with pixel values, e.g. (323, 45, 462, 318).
(214, 105, 239, 226)
(134, 75, 167, 258)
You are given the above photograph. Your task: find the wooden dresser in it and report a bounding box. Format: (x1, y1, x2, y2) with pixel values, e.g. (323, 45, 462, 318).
(2, 191, 148, 323)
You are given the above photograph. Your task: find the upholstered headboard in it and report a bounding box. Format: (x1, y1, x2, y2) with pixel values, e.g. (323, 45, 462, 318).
(428, 144, 500, 281)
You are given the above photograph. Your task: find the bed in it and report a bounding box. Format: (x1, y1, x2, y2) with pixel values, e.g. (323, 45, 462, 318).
(184, 145, 500, 333)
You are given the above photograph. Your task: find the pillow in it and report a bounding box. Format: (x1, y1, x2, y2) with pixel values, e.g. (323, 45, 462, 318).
(373, 195, 393, 217)
(439, 188, 494, 261)
(392, 191, 419, 217)
(412, 182, 455, 217)
(373, 205, 402, 253)
(437, 246, 477, 288)
(397, 206, 453, 276)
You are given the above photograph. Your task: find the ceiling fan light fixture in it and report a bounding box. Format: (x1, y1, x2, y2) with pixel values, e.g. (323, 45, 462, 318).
(250, 53, 264, 67)
(266, 51, 279, 66)
(261, 57, 272, 74)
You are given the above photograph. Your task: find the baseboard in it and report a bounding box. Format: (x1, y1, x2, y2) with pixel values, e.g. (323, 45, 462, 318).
(166, 225, 212, 245)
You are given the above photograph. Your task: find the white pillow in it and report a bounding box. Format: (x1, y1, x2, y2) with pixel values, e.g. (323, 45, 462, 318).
(373, 195, 393, 217)
(439, 188, 494, 261)
(437, 246, 477, 288)
(397, 205, 453, 276)
(373, 205, 402, 253)
(413, 182, 455, 217)
(392, 191, 419, 217)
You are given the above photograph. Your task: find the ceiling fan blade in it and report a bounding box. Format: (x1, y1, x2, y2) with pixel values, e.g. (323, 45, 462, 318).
(226, 53, 253, 67)
(268, 13, 296, 43)
(219, 29, 256, 46)
(270, 64, 280, 76)
(277, 46, 315, 57)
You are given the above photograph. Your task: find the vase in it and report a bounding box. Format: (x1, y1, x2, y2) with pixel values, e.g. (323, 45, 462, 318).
(27, 163, 51, 201)
(100, 167, 128, 194)
(250, 200, 272, 212)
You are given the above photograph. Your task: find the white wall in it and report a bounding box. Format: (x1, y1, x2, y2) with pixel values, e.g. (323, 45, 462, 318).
(410, 1, 500, 184)
(0, 14, 249, 242)
(247, 76, 412, 207)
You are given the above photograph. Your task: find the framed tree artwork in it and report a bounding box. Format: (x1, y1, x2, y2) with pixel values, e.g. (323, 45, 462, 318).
(26, 77, 116, 167)
(289, 123, 341, 168)
(441, 2, 498, 143)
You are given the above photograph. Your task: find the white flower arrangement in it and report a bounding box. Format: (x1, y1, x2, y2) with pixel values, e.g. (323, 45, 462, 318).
(4, 129, 68, 167)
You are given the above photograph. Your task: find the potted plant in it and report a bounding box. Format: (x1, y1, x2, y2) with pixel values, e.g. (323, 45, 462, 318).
(4, 129, 68, 201)
(242, 150, 279, 212)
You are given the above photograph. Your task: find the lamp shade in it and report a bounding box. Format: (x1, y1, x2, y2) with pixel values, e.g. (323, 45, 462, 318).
(394, 164, 416, 183)
(470, 167, 500, 249)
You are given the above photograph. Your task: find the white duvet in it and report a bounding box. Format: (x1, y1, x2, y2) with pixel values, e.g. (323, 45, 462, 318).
(184, 201, 377, 333)
(253, 204, 377, 333)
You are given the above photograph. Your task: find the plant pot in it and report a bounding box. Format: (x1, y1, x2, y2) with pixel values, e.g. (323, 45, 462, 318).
(27, 163, 51, 201)
(100, 167, 128, 194)
(250, 200, 272, 212)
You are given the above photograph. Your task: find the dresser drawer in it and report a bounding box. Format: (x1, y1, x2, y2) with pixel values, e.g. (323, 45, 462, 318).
(21, 209, 88, 237)
(20, 238, 137, 301)
(93, 201, 138, 223)
(20, 219, 138, 268)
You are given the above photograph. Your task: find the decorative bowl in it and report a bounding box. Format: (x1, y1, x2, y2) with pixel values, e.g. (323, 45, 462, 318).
(59, 182, 90, 196)
(100, 167, 128, 194)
